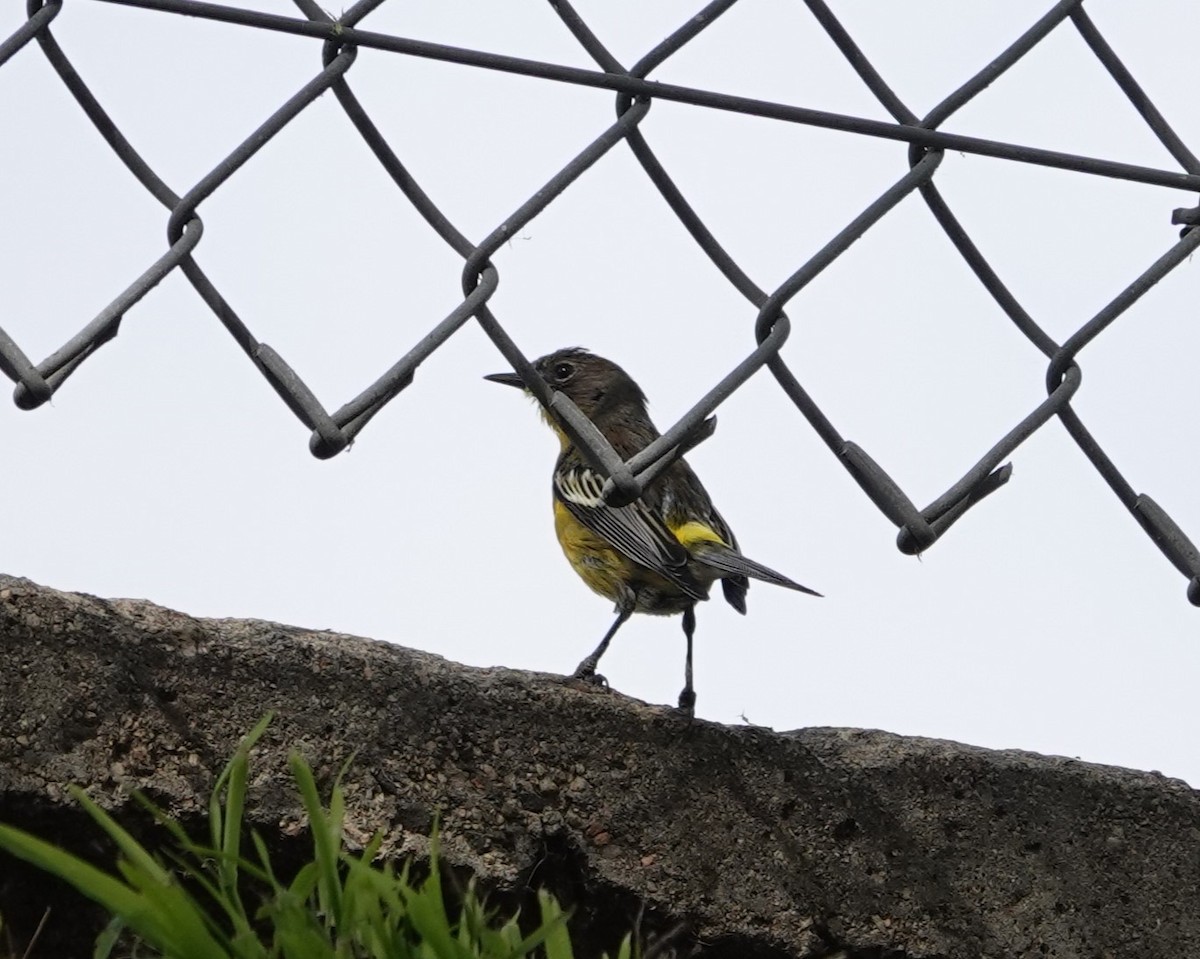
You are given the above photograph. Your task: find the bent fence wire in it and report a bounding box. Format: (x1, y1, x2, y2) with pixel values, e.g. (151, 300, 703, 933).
(4, 1, 1200, 600)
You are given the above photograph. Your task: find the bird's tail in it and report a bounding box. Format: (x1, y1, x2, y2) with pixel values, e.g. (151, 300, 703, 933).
(691, 542, 822, 601)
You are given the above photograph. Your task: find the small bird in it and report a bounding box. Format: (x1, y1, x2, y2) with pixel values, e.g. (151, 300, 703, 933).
(485, 348, 821, 715)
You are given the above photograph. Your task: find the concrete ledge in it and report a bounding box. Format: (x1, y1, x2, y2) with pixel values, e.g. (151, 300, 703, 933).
(1, 574, 1197, 958)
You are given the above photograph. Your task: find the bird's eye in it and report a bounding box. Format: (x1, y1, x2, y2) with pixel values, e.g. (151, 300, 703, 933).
(552, 362, 575, 382)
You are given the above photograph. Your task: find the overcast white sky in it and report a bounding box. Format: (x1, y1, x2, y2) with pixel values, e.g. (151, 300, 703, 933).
(4, 1, 1199, 785)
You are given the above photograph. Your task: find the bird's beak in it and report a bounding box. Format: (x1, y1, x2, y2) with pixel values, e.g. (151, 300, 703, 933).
(483, 371, 527, 390)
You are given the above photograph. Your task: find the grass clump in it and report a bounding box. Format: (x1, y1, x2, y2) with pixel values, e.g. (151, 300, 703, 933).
(0, 715, 630, 959)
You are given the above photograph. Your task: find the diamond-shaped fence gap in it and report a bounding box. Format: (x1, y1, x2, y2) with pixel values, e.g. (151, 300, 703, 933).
(461, 141, 755, 357)
(824, 0, 1078, 116)
(927, 155, 1192, 348)
(653, 334, 846, 579)
(777, 193, 1044, 501)
(941, 20, 1193, 171)
(351, 0, 605, 69)
(1073, 2, 1200, 148)
(680, 361, 843, 550)
(619, 0, 895, 124)
(969, 411, 1191, 614)
(635, 103, 912, 291)
(49, 1, 329, 191)
(344, 48, 629, 246)
(0, 34, 167, 374)
(79, 265, 316, 445)
(555, 0, 746, 69)
(193, 91, 467, 410)
(1058, 265, 1200, 534)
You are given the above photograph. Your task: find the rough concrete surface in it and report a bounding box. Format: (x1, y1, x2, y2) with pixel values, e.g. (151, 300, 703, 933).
(1, 574, 1198, 958)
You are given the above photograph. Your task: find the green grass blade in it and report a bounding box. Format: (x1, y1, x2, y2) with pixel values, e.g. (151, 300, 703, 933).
(158, 846, 269, 944)
(92, 915, 124, 959)
(60, 788, 249, 959)
(130, 789, 191, 850)
(342, 855, 405, 922)
(537, 891, 574, 959)
(288, 752, 343, 927)
(67, 787, 170, 888)
(496, 915, 524, 954)
(221, 714, 273, 896)
(398, 872, 465, 959)
(120, 871, 231, 959)
(0, 823, 168, 945)
(209, 713, 273, 858)
(250, 831, 283, 893)
(221, 740, 249, 894)
(287, 861, 321, 904)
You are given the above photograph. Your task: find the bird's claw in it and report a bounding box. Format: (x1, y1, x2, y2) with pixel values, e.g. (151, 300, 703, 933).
(571, 668, 609, 690)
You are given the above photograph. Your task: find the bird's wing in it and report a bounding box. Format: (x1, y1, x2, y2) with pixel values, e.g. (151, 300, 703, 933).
(554, 467, 707, 601)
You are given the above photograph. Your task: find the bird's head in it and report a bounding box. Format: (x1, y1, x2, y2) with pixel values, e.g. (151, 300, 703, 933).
(484, 347, 647, 422)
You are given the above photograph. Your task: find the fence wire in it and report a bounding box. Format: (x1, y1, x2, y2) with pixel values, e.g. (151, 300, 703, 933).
(4, 0, 1200, 603)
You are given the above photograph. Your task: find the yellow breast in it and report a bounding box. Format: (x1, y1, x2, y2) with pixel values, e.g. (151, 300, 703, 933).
(553, 500, 630, 601)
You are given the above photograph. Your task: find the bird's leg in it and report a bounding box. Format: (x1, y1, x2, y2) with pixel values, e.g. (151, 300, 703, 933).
(572, 603, 632, 686)
(677, 605, 697, 716)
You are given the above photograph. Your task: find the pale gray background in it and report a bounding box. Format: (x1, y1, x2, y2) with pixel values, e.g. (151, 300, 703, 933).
(4, 2, 1198, 783)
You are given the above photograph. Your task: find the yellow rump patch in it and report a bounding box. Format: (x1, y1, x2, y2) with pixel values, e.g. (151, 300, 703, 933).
(669, 520, 728, 548)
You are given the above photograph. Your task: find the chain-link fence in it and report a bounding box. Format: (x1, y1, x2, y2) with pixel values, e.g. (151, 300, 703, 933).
(4, 0, 1199, 602)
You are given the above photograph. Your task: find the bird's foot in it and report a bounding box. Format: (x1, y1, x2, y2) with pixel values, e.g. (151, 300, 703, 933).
(674, 687, 696, 718)
(570, 667, 609, 690)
